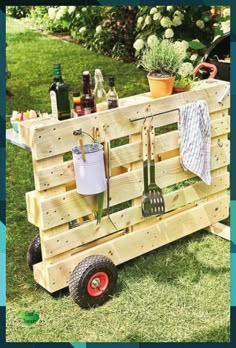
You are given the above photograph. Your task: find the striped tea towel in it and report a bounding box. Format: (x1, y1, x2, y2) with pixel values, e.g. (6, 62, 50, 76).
(178, 100, 211, 185)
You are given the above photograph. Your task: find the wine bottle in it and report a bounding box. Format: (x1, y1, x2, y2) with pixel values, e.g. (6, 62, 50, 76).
(81, 71, 96, 115)
(49, 63, 71, 121)
(107, 76, 118, 109)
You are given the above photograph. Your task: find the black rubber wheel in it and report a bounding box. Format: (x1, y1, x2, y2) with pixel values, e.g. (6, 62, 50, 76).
(27, 234, 42, 271)
(69, 255, 117, 309)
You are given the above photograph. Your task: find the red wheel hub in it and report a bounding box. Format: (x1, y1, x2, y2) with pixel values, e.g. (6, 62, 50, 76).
(87, 272, 109, 297)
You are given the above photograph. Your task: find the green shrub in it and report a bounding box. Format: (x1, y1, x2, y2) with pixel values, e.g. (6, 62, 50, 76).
(6, 6, 31, 19)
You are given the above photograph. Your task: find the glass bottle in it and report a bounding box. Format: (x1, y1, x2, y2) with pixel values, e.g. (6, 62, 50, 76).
(49, 63, 71, 121)
(81, 71, 96, 115)
(72, 91, 83, 117)
(93, 69, 107, 112)
(107, 76, 119, 109)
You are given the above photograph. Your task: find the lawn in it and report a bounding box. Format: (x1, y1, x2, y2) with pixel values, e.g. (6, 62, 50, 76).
(6, 17, 230, 342)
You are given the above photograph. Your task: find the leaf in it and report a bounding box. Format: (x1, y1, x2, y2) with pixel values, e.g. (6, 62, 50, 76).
(188, 40, 206, 50)
(96, 191, 104, 226)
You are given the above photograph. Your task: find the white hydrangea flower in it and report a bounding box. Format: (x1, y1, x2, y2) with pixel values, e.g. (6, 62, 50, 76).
(147, 34, 158, 48)
(48, 7, 56, 20)
(167, 6, 174, 12)
(172, 16, 182, 27)
(174, 41, 188, 59)
(221, 20, 230, 33)
(76, 13, 80, 19)
(178, 62, 194, 77)
(223, 8, 230, 17)
(145, 15, 151, 25)
(56, 6, 67, 20)
(190, 53, 198, 61)
(133, 38, 145, 51)
(181, 40, 189, 50)
(174, 10, 184, 20)
(137, 16, 143, 25)
(160, 16, 172, 28)
(81, 7, 87, 12)
(79, 27, 86, 34)
(165, 28, 174, 39)
(153, 12, 161, 21)
(150, 7, 157, 15)
(68, 6, 76, 15)
(196, 20, 205, 29)
(95, 25, 102, 34)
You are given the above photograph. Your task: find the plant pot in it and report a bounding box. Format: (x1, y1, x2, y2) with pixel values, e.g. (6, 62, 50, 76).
(147, 73, 175, 98)
(173, 85, 191, 94)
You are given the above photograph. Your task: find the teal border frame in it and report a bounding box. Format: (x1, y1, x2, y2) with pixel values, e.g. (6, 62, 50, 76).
(0, 1, 235, 346)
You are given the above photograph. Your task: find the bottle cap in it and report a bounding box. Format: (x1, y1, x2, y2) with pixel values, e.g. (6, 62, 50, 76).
(73, 91, 81, 97)
(83, 71, 90, 76)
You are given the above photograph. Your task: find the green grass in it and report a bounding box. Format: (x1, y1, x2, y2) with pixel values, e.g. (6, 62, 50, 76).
(6, 17, 230, 342)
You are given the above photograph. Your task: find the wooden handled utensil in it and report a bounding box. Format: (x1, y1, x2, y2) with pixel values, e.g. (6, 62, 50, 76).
(147, 125, 165, 215)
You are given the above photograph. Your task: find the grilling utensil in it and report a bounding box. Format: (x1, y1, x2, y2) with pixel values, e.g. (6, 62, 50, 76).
(141, 123, 152, 217)
(141, 123, 165, 217)
(147, 125, 165, 215)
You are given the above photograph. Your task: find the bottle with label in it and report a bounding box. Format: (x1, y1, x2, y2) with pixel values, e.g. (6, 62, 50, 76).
(72, 91, 83, 117)
(49, 63, 71, 121)
(94, 69, 107, 112)
(107, 76, 119, 109)
(81, 71, 96, 115)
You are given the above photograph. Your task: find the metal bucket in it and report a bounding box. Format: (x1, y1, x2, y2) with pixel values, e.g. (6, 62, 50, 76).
(72, 143, 107, 195)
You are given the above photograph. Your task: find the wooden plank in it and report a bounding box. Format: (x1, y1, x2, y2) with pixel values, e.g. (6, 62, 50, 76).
(26, 140, 230, 230)
(41, 172, 229, 258)
(36, 195, 229, 292)
(27, 80, 229, 160)
(18, 117, 58, 147)
(31, 156, 68, 261)
(33, 116, 230, 191)
(205, 222, 230, 240)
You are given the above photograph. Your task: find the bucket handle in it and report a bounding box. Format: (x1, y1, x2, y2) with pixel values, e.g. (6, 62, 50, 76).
(192, 62, 218, 79)
(73, 128, 97, 142)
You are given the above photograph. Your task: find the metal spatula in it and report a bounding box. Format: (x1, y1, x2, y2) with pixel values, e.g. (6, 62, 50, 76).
(147, 125, 165, 215)
(141, 124, 152, 217)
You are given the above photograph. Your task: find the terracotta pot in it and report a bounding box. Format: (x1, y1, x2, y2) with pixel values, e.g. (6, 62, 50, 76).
(173, 85, 191, 94)
(147, 73, 175, 98)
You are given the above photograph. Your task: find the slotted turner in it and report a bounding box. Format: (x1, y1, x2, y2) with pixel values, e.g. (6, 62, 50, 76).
(147, 125, 165, 215)
(141, 124, 152, 217)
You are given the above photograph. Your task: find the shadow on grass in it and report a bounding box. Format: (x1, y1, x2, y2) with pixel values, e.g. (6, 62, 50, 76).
(187, 323, 230, 342)
(117, 231, 229, 287)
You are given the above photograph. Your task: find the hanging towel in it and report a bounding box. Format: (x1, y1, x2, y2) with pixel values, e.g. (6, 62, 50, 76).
(178, 100, 211, 185)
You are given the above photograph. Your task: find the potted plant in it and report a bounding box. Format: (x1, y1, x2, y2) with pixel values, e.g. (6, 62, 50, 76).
(173, 62, 195, 93)
(140, 39, 184, 98)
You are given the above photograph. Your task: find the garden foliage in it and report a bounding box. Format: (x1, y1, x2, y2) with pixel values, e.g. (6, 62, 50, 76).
(7, 5, 230, 63)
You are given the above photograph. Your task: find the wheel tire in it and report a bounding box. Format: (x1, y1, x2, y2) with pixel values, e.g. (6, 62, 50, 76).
(27, 234, 42, 271)
(69, 255, 117, 309)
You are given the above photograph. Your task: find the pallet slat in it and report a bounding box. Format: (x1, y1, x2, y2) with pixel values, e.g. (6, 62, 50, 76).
(33, 116, 230, 191)
(34, 195, 229, 292)
(42, 172, 229, 258)
(21, 80, 229, 160)
(26, 141, 230, 230)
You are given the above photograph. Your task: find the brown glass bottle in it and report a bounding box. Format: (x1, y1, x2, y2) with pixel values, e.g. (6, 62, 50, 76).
(81, 71, 96, 115)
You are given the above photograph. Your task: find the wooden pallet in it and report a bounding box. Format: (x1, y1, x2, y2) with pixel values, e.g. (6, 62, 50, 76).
(18, 79, 230, 293)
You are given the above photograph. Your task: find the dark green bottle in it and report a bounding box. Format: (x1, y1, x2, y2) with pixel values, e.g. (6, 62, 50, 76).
(49, 63, 71, 121)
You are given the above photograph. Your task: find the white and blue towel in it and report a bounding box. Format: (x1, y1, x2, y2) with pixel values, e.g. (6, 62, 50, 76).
(178, 100, 211, 185)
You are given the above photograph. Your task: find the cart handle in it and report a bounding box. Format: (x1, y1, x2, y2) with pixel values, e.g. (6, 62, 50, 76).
(192, 62, 218, 79)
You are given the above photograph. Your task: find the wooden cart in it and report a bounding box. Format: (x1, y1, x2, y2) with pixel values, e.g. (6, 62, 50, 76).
(17, 79, 230, 308)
